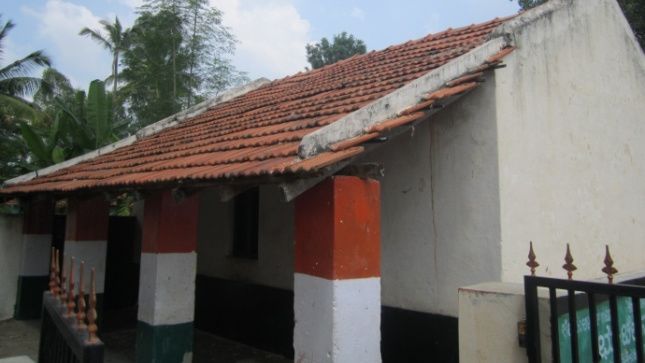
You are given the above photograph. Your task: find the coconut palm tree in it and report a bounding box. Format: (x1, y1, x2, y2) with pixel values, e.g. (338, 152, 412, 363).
(0, 16, 51, 181)
(79, 17, 129, 96)
(0, 17, 51, 121)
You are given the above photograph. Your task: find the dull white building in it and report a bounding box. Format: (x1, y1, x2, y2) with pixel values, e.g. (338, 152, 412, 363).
(1, 0, 644, 362)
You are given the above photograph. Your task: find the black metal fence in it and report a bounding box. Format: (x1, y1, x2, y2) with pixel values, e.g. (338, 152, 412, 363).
(38, 248, 104, 363)
(523, 243, 645, 363)
(38, 293, 104, 363)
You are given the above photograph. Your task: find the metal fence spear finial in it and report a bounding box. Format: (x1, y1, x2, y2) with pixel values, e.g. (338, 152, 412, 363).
(602, 245, 618, 284)
(76, 260, 86, 330)
(562, 243, 577, 280)
(86, 267, 99, 344)
(66, 257, 76, 317)
(526, 241, 539, 276)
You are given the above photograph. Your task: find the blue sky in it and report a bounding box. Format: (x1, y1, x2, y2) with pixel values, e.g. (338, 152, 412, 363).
(2, 0, 519, 91)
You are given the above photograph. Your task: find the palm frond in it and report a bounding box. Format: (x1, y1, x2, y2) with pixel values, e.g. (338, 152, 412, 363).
(79, 27, 113, 51)
(0, 51, 51, 81)
(0, 94, 42, 122)
(0, 76, 44, 98)
(0, 19, 16, 59)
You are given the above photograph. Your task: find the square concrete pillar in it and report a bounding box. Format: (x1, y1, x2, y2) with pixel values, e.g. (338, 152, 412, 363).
(63, 195, 109, 308)
(136, 190, 199, 363)
(14, 197, 54, 319)
(294, 176, 382, 363)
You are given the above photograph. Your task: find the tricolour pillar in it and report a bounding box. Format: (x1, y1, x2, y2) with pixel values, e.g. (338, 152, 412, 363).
(294, 176, 382, 363)
(136, 190, 198, 363)
(15, 197, 54, 319)
(64, 195, 109, 311)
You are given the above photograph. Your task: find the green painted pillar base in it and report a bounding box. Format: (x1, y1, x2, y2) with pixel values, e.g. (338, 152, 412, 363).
(14, 275, 49, 320)
(136, 321, 193, 363)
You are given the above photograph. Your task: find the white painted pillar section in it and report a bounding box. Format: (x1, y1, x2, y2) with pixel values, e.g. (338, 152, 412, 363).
(14, 197, 54, 320)
(137, 252, 197, 326)
(294, 274, 381, 363)
(63, 241, 108, 293)
(18, 234, 52, 277)
(63, 196, 109, 296)
(136, 189, 199, 363)
(1, 215, 24, 320)
(294, 176, 382, 363)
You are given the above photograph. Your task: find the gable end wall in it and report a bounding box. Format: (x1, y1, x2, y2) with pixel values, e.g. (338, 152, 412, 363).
(495, 0, 645, 281)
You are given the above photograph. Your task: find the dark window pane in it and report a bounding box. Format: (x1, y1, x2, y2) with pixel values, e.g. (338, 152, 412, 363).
(232, 188, 259, 259)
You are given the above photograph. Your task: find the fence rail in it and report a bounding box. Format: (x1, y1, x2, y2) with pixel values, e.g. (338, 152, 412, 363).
(38, 248, 104, 363)
(523, 243, 645, 363)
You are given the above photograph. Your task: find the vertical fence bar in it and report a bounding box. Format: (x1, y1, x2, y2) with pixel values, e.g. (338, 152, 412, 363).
(567, 289, 579, 363)
(609, 295, 621, 363)
(633, 297, 643, 363)
(587, 293, 601, 363)
(525, 276, 541, 363)
(550, 287, 561, 363)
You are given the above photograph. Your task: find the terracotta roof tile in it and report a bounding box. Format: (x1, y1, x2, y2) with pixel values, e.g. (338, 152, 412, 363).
(1, 17, 515, 195)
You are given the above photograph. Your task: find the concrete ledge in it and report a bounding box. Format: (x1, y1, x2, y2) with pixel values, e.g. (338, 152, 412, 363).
(458, 282, 553, 363)
(0, 356, 36, 363)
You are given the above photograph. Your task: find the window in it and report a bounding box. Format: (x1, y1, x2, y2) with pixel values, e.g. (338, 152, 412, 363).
(232, 187, 259, 259)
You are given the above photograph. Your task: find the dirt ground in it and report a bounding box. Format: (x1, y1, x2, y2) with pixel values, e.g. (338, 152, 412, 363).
(0, 319, 291, 363)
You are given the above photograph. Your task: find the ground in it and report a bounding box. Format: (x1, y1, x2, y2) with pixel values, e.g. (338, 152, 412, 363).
(0, 319, 292, 363)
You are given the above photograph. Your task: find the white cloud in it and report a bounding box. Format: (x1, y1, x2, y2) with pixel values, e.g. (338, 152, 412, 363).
(23, 0, 112, 88)
(210, 0, 311, 80)
(350, 6, 365, 21)
(117, 0, 144, 10)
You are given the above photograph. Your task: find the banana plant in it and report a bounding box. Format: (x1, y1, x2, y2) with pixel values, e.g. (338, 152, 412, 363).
(19, 114, 66, 168)
(20, 79, 128, 169)
(58, 80, 128, 153)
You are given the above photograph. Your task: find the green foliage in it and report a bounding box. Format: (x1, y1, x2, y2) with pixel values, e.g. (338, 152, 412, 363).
(80, 17, 129, 96)
(19, 116, 65, 167)
(306, 32, 367, 69)
(515, 0, 546, 10)
(57, 79, 127, 153)
(0, 15, 51, 181)
(514, 0, 644, 50)
(617, 0, 645, 50)
(120, 1, 245, 126)
(120, 9, 187, 126)
(20, 78, 127, 171)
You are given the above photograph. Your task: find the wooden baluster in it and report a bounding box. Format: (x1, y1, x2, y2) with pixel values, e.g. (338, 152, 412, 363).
(57, 252, 66, 305)
(86, 268, 99, 344)
(66, 257, 75, 317)
(76, 261, 86, 330)
(49, 247, 57, 296)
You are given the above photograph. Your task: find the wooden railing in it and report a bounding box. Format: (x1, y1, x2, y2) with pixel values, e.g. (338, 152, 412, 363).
(38, 248, 104, 363)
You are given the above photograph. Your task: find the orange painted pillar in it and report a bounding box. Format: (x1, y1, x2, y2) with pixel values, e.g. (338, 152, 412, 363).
(136, 190, 199, 363)
(294, 176, 382, 363)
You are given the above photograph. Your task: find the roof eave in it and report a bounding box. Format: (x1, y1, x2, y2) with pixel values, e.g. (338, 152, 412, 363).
(3, 78, 271, 187)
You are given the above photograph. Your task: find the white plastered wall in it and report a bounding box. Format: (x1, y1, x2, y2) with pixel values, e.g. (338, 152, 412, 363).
(196, 185, 294, 291)
(195, 79, 503, 317)
(360, 74, 502, 316)
(495, 0, 645, 282)
(0, 215, 23, 320)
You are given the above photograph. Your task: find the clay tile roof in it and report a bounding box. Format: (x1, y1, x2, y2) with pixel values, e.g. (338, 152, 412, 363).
(1, 16, 515, 196)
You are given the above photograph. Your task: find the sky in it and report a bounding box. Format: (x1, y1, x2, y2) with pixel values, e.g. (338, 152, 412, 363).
(2, 0, 520, 90)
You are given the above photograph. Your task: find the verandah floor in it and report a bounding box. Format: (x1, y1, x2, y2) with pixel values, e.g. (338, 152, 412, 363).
(0, 319, 292, 363)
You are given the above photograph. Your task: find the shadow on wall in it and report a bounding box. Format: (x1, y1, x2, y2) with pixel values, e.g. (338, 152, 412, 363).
(194, 275, 459, 362)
